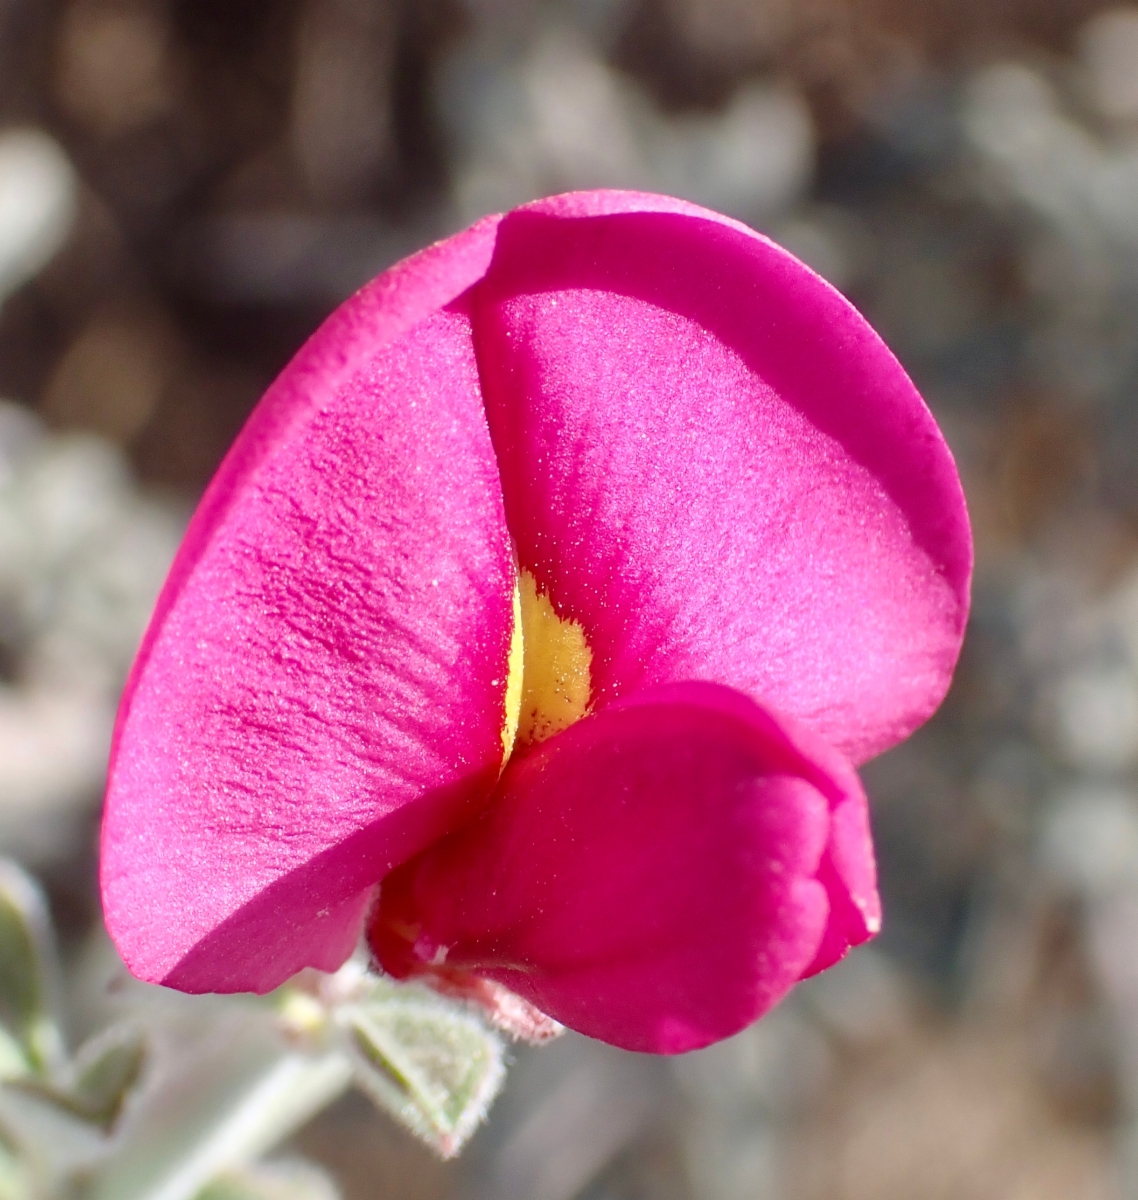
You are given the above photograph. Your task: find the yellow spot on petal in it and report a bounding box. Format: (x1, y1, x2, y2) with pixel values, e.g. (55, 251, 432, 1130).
(501, 581, 524, 762)
(513, 568, 592, 748)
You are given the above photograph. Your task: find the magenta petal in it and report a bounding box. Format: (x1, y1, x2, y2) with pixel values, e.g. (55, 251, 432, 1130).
(101, 219, 517, 993)
(472, 190, 972, 763)
(373, 682, 873, 1053)
(800, 784, 881, 978)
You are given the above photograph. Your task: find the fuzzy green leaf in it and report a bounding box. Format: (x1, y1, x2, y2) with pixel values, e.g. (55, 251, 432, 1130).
(341, 992, 505, 1158)
(69, 1024, 147, 1129)
(0, 1132, 31, 1200)
(196, 1159, 340, 1200)
(0, 861, 64, 1075)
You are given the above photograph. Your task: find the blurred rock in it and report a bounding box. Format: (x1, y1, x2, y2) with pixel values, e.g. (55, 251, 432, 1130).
(0, 130, 77, 306)
(785, 1024, 1116, 1200)
(54, 1, 173, 137)
(439, 22, 812, 225)
(41, 304, 182, 444)
(1050, 665, 1138, 771)
(456, 1035, 666, 1200)
(1078, 8, 1138, 126)
(173, 213, 432, 306)
(291, 0, 398, 207)
(646, 81, 813, 219)
(672, 1005, 832, 1200)
(0, 404, 181, 864)
(1043, 785, 1138, 895)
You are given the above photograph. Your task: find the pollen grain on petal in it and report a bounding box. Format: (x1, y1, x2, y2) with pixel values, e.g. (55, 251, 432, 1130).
(514, 568, 592, 747)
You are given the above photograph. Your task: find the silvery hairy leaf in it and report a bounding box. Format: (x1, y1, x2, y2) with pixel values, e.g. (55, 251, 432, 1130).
(195, 1158, 341, 1200)
(339, 986, 506, 1158)
(0, 1081, 108, 1194)
(77, 1005, 351, 1200)
(0, 1132, 31, 1200)
(13, 1023, 147, 1134)
(0, 860, 65, 1078)
(67, 1024, 147, 1130)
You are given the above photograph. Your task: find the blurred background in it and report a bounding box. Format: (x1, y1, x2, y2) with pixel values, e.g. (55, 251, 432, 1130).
(4, 0, 1138, 1196)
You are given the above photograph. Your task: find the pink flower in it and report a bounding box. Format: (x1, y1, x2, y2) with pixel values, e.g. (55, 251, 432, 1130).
(101, 191, 971, 1054)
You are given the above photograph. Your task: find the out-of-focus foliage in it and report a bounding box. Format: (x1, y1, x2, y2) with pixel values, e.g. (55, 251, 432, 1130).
(0, 860, 507, 1199)
(198, 1161, 342, 1200)
(0, 860, 65, 1079)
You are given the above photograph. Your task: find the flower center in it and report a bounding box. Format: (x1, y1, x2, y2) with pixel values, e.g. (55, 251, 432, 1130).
(501, 569, 592, 761)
